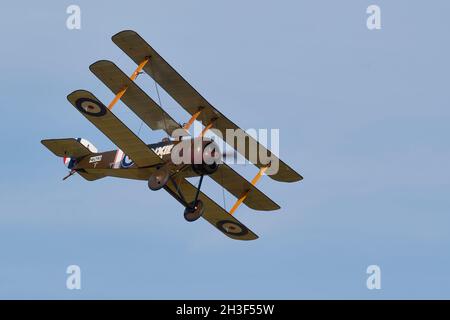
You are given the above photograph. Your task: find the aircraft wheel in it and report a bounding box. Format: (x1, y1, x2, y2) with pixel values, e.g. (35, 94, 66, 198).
(184, 200, 204, 222)
(148, 167, 170, 191)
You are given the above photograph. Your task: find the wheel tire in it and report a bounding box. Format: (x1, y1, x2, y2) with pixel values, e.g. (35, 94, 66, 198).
(148, 167, 170, 191)
(184, 200, 204, 222)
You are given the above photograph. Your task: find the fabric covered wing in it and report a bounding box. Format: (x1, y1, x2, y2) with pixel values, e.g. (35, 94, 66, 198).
(89, 60, 181, 136)
(67, 90, 162, 168)
(112, 30, 302, 183)
(209, 164, 280, 211)
(164, 177, 258, 241)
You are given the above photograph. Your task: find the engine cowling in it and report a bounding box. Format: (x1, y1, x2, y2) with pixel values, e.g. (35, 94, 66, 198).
(191, 138, 220, 175)
(192, 161, 219, 175)
(170, 137, 221, 175)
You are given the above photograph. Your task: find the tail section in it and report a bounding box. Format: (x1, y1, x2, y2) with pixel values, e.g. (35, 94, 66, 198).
(41, 138, 105, 181)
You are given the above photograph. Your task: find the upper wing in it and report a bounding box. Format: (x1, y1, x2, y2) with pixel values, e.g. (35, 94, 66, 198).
(41, 138, 94, 158)
(112, 30, 302, 183)
(164, 177, 258, 241)
(67, 90, 162, 168)
(209, 164, 280, 211)
(89, 60, 182, 136)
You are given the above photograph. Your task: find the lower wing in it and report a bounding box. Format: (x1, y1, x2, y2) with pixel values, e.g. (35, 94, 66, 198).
(164, 177, 258, 241)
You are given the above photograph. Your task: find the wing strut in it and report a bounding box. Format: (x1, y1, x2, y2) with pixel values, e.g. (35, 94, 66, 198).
(199, 119, 215, 138)
(107, 57, 149, 110)
(198, 119, 277, 213)
(183, 110, 202, 130)
(229, 166, 268, 215)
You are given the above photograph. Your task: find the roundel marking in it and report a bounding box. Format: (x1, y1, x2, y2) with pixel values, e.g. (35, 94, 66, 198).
(121, 155, 134, 168)
(75, 98, 107, 117)
(216, 220, 249, 237)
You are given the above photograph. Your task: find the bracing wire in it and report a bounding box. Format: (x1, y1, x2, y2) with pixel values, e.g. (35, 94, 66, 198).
(153, 72, 170, 139)
(133, 71, 145, 137)
(137, 120, 144, 137)
(220, 163, 227, 210)
(136, 61, 169, 138)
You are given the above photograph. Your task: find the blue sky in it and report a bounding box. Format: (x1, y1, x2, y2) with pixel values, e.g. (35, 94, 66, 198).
(0, 0, 449, 299)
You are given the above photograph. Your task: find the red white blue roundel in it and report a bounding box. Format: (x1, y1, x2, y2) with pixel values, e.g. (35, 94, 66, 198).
(75, 98, 107, 117)
(121, 155, 134, 168)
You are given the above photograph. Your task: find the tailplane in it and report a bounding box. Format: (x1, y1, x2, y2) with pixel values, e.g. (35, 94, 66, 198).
(41, 138, 105, 181)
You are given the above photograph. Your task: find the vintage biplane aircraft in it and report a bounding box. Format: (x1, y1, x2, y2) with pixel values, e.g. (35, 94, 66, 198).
(42, 30, 302, 240)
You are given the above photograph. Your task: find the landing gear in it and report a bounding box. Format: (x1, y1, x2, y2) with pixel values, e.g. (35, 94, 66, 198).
(148, 166, 170, 190)
(183, 174, 205, 221)
(184, 199, 204, 222)
(163, 173, 206, 222)
(150, 168, 206, 222)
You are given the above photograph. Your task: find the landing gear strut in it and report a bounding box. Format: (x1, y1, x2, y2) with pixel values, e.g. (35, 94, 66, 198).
(152, 170, 206, 222)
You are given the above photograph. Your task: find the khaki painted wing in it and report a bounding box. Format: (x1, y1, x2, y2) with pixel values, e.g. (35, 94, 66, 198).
(209, 164, 280, 211)
(164, 177, 258, 241)
(112, 30, 302, 183)
(89, 60, 182, 136)
(67, 90, 162, 168)
(41, 138, 92, 158)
